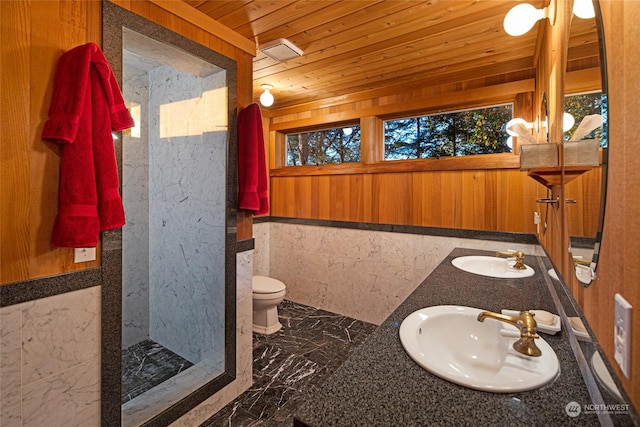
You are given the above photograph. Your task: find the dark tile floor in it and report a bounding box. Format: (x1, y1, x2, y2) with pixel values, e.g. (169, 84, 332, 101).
(121, 339, 194, 404)
(201, 300, 377, 427)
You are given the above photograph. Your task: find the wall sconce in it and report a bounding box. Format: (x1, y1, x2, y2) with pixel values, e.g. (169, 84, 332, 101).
(260, 84, 274, 107)
(573, 0, 595, 19)
(505, 117, 536, 144)
(503, 2, 555, 36)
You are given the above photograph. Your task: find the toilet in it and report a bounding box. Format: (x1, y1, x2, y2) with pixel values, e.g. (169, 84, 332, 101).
(252, 276, 286, 334)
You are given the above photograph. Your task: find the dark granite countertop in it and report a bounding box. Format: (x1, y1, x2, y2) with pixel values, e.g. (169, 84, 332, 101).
(294, 248, 604, 426)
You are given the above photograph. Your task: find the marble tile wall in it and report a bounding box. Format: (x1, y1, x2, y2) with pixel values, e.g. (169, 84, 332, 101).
(123, 60, 228, 365)
(253, 222, 543, 325)
(122, 61, 151, 348)
(252, 219, 270, 276)
(0, 287, 101, 426)
(170, 250, 254, 427)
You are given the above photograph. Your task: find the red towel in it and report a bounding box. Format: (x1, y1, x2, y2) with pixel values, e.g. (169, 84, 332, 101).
(238, 103, 269, 215)
(42, 43, 134, 247)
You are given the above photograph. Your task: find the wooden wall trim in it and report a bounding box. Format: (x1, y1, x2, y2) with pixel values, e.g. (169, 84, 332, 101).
(270, 79, 534, 131)
(360, 116, 383, 164)
(148, 0, 256, 55)
(270, 153, 521, 177)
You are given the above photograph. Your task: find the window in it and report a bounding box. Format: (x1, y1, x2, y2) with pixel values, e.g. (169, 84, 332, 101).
(286, 125, 361, 166)
(384, 105, 513, 160)
(564, 92, 607, 147)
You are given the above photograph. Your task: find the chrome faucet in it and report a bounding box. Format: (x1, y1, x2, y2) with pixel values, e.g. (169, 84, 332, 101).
(495, 250, 527, 270)
(477, 310, 542, 357)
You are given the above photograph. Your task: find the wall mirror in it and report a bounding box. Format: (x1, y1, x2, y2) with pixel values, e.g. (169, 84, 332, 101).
(102, 1, 237, 425)
(564, 0, 608, 287)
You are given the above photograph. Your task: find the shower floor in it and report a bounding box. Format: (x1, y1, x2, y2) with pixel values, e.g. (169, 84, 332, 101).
(121, 339, 194, 404)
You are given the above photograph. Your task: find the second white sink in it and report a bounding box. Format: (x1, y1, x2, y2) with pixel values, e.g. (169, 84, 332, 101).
(452, 255, 535, 278)
(399, 305, 559, 393)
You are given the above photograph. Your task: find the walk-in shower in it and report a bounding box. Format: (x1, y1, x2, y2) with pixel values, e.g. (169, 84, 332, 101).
(102, 2, 237, 426)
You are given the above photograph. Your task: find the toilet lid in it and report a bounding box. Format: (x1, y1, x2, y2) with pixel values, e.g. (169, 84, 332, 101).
(253, 276, 286, 294)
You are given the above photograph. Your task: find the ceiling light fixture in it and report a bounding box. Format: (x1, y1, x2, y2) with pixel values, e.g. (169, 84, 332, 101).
(503, 2, 555, 36)
(260, 84, 274, 107)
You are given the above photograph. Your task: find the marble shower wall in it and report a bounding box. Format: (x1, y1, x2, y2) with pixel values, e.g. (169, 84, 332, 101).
(0, 287, 101, 426)
(253, 222, 543, 325)
(122, 63, 151, 348)
(147, 65, 227, 364)
(171, 251, 254, 427)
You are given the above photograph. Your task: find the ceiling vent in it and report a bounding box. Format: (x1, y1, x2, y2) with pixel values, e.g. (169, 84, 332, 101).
(259, 38, 303, 62)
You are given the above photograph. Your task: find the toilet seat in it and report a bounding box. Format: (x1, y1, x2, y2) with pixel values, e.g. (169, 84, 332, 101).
(253, 276, 286, 294)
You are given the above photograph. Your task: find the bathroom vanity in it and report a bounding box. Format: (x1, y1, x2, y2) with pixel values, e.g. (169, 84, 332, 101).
(293, 247, 637, 426)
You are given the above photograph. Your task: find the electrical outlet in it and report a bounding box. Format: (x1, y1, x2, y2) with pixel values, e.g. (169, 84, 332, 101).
(74, 247, 96, 263)
(614, 293, 632, 379)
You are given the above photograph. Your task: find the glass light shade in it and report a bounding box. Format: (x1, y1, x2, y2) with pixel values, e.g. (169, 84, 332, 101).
(503, 3, 546, 36)
(563, 112, 576, 132)
(342, 127, 353, 136)
(260, 84, 274, 107)
(573, 0, 595, 19)
(506, 136, 514, 149)
(505, 117, 532, 136)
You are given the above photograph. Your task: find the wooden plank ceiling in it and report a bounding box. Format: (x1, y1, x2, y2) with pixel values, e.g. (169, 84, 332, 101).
(181, 0, 600, 109)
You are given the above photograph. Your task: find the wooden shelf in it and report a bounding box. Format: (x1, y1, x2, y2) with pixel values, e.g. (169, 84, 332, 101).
(527, 165, 593, 187)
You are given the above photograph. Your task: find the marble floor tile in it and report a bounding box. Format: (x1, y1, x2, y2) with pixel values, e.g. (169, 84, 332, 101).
(122, 339, 194, 404)
(201, 300, 376, 427)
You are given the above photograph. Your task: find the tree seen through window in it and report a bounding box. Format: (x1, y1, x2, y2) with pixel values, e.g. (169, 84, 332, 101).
(384, 105, 513, 160)
(564, 92, 607, 147)
(286, 126, 361, 166)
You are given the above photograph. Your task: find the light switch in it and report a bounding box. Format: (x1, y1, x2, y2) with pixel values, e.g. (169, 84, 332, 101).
(614, 293, 632, 379)
(74, 247, 97, 263)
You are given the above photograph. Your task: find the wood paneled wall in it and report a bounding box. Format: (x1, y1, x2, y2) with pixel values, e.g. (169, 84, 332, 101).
(0, 0, 254, 284)
(264, 74, 600, 234)
(270, 168, 546, 233)
(574, 0, 640, 409)
(1, 0, 103, 284)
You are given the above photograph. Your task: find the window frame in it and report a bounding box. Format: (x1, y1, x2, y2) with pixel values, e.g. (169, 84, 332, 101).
(284, 123, 362, 167)
(270, 95, 528, 176)
(382, 102, 515, 161)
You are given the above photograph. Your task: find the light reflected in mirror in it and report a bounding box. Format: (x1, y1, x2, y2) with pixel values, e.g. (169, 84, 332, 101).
(565, 0, 608, 287)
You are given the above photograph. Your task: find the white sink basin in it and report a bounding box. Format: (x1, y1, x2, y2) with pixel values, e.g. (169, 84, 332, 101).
(452, 255, 535, 278)
(399, 305, 559, 393)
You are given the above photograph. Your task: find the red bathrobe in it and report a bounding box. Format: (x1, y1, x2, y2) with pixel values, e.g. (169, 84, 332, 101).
(238, 103, 269, 215)
(42, 42, 134, 248)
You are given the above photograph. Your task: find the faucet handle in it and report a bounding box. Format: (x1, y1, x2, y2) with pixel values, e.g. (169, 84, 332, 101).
(477, 309, 542, 357)
(517, 310, 540, 338)
(495, 250, 527, 270)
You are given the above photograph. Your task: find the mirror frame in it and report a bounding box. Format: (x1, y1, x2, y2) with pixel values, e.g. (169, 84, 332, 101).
(101, 1, 238, 425)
